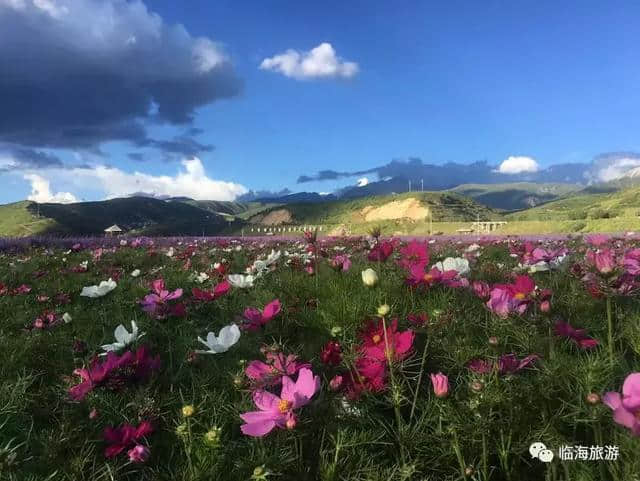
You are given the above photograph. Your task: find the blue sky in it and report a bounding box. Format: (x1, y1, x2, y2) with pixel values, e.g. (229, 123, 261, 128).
(1, 0, 640, 203)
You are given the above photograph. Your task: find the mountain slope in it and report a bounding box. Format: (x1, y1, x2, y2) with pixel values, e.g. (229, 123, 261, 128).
(449, 182, 581, 210)
(247, 191, 500, 226)
(507, 185, 640, 221)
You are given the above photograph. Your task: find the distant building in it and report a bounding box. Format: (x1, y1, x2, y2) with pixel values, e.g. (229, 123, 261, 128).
(104, 224, 123, 236)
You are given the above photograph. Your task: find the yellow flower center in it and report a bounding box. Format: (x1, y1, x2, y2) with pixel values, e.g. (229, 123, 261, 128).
(423, 273, 433, 281)
(372, 334, 382, 344)
(514, 292, 526, 300)
(278, 399, 292, 413)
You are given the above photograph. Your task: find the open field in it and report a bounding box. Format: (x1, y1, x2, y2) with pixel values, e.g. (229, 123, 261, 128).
(1, 233, 640, 480)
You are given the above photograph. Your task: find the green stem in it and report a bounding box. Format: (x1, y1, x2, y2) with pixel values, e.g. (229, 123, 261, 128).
(382, 317, 405, 463)
(451, 428, 466, 479)
(409, 338, 429, 423)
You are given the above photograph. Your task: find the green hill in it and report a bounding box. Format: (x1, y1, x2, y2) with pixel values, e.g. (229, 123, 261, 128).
(507, 185, 640, 221)
(246, 191, 499, 225)
(0, 192, 499, 237)
(449, 182, 581, 210)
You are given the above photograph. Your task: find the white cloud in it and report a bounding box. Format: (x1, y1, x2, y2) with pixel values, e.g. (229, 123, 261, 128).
(357, 177, 369, 187)
(595, 157, 640, 182)
(260, 42, 359, 80)
(496, 156, 539, 174)
(22, 158, 247, 202)
(24, 174, 77, 203)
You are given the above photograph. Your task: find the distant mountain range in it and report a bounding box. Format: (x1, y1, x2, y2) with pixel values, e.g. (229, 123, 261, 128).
(2, 173, 640, 237)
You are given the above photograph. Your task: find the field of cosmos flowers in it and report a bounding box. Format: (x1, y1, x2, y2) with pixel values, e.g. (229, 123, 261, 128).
(2, 231, 640, 481)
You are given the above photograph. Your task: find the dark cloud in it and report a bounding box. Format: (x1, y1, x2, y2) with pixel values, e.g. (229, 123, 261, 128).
(0, 145, 64, 171)
(128, 152, 145, 162)
(297, 168, 375, 183)
(136, 136, 214, 158)
(237, 188, 293, 202)
(0, 0, 242, 154)
(299, 157, 591, 190)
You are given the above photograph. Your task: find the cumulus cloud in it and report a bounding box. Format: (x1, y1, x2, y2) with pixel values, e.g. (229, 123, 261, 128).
(0, 0, 241, 152)
(356, 177, 369, 187)
(24, 173, 78, 203)
(586, 152, 640, 182)
(495, 156, 540, 174)
(260, 42, 359, 80)
(23, 158, 247, 202)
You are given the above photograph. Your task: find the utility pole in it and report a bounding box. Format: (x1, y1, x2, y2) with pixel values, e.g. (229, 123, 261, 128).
(421, 179, 424, 191)
(408, 180, 411, 192)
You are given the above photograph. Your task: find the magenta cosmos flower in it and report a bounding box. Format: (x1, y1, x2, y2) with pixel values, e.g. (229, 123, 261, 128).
(486, 275, 536, 318)
(360, 319, 414, 362)
(245, 352, 310, 387)
(242, 299, 281, 331)
(398, 241, 429, 271)
(191, 280, 231, 302)
(240, 367, 320, 437)
(103, 421, 153, 458)
(554, 320, 599, 349)
(603, 373, 640, 436)
(140, 279, 183, 318)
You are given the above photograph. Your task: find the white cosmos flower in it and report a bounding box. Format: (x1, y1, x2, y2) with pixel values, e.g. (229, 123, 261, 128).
(62, 312, 72, 324)
(80, 278, 117, 298)
(196, 324, 241, 354)
(166, 247, 175, 257)
(227, 274, 255, 288)
(100, 321, 144, 354)
(433, 257, 470, 276)
(361, 268, 378, 287)
(131, 269, 141, 277)
(196, 272, 210, 284)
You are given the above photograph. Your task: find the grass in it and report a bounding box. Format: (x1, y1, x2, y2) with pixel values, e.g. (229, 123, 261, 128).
(508, 185, 640, 221)
(0, 201, 57, 237)
(1, 235, 640, 480)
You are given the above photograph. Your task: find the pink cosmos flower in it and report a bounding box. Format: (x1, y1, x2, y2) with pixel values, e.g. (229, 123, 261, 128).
(430, 372, 449, 398)
(103, 421, 153, 458)
(586, 249, 617, 275)
(69, 346, 160, 401)
(486, 276, 536, 318)
(344, 357, 388, 399)
(623, 249, 640, 276)
(603, 373, 640, 436)
(140, 279, 183, 319)
(407, 265, 459, 289)
(69, 351, 134, 401)
(246, 352, 311, 387)
(360, 319, 414, 362)
(467, 354, 539, 376)
(242, 299, 281, 331)
(127, 444, 150, 463)
(191, 280, 231, 302)
(472, 280, 491, 300)
(330, 255, 352, 272)
(240, 367, 320, 437)
(554, 320, 599, 349)
(398, 241, 429, 271)
(367, 241, 394, 262)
